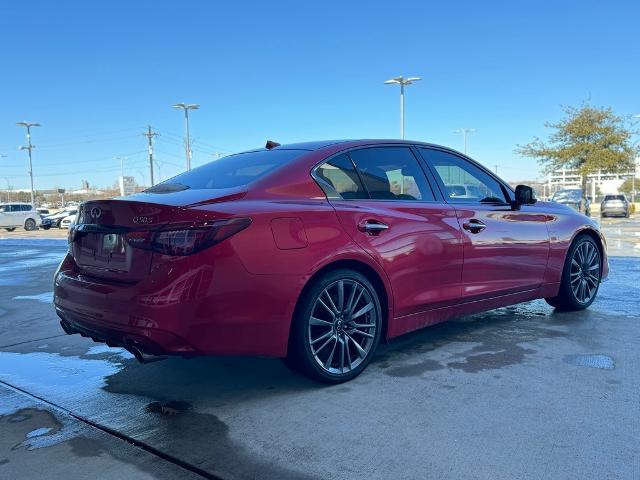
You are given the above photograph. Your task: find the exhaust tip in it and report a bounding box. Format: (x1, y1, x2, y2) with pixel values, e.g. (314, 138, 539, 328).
(59, 320, 75, 335)
(126, 343, 167, 364)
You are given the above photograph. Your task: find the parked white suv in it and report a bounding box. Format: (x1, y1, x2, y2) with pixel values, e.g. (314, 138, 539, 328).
(0, 203, 41, 231)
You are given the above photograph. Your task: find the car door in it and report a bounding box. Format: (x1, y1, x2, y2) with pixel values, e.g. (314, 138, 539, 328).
(418, 147, 550, 301)
(4, 204, 19, 227)
(315, 146, 464, 320)
(0, 205, 8, 227)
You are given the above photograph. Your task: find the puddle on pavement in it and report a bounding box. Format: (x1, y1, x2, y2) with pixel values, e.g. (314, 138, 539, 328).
(13, 292, 53, 303)
(375, 302, 568, 376)
(563, 354, 615, 370)
(0, 407, 81, 451)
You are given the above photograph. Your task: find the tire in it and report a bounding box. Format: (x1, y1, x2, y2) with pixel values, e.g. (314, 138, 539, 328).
(42, 225, 50, 230)
(5, 228, 16, 232)
(284, 269, 382, 384)
(24, 218, 36, 231)
(545, 235, 601, 311)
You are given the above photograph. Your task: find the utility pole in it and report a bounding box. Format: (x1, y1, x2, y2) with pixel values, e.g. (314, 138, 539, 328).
(173, 103, 199, 171)
(143, 126, 159, 186)
(493, 164, 499, 175)
(384, 76, 421, 139)
(454, 128, 476, 155)
(16, 122, 40, 206)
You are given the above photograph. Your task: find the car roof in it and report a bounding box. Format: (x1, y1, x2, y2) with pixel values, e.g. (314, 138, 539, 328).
(266, 139, 456, 152)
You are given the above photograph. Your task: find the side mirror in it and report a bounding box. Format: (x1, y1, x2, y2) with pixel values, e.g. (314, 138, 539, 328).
(514, 184, 536, 207)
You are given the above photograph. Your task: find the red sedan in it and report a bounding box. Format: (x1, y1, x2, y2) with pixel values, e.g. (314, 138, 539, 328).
(54, 140, 608, 383)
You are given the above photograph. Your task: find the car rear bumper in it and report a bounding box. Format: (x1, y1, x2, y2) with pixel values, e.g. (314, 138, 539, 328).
(53, 247, 304, 358)
(601, 207, 628, 216)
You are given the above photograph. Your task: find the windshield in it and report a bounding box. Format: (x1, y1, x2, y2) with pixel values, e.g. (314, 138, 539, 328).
(552, 190, 582, 202)
(604, 195, 625, 201)
(148, 149, 306, 192)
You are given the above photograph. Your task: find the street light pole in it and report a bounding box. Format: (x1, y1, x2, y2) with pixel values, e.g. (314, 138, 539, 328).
(173, 103, 200, 171)
(16, 122, 40, 206)
(633, 114, 640, 203)
(384, 76, 421, 139)
(454, 128, 476, 155)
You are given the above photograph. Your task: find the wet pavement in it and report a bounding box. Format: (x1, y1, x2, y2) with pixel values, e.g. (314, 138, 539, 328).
(0, 218, 639, 479)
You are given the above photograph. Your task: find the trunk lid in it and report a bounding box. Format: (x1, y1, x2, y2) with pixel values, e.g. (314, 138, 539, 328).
(71, 199, 177, 282)
(70, 188, 247, 282)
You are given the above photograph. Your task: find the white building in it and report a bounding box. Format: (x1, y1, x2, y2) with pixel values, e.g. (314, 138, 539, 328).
(546, 157, 639, 199)
(118, 176, 136, 196)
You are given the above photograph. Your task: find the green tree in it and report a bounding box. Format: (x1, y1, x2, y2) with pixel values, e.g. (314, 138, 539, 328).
(515, 105, 639, 190)
(619, 177, 639, 197)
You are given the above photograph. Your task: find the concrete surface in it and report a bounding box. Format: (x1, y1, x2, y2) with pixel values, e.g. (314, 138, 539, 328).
(0, 216, 639, 479)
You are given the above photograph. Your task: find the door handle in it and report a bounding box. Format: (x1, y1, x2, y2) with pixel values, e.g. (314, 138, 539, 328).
(462, 219, 486, 233)
(358, 220, 389, 235)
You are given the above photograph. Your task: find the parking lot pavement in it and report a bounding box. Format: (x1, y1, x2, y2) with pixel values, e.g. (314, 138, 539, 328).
(0, 218, 639, 480)
(599, 214, 640, 257)
(0, 385, 203, 480)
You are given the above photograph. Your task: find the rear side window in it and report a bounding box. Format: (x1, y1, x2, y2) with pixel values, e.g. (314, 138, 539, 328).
(150, 149, 306, 191)
(348, 147, 435, 201)
(315, 154, 367, 199)
(20, 205, 32, 211)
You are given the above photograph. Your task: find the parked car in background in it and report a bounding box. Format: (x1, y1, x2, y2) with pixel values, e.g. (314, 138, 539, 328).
(60, 214, 77, 228)
(41, 207, 78, 229)
(551, 188, 591, 216)
(36, 207, 50, 217)
(600, 194, 629, 218)
(0, 202, 41, 231)
(54, 140, 608, 383)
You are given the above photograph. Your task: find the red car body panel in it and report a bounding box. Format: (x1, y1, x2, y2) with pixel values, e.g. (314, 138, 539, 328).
(53, 140, 609, 358)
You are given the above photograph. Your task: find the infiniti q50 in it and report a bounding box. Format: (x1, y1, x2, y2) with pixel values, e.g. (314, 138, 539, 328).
(54, 140, 608, 383)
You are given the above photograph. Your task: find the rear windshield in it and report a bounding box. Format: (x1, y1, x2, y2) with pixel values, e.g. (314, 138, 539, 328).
(149, 149, 306, 191)
(552, 190, 582, 202)
(604, 195, 625, 201)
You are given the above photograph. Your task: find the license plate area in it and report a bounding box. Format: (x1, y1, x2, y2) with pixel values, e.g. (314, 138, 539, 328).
(75, 232, 128, 271)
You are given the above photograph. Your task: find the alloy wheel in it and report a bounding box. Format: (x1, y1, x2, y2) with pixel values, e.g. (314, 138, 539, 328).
(569, 240, 600, 304)
(307, 279, 378, 375)
(24, 219, 36, 231)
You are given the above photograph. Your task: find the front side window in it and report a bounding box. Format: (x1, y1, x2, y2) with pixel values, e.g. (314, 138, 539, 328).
(348, 147, 435, 201)
(421, 148, 507, 204)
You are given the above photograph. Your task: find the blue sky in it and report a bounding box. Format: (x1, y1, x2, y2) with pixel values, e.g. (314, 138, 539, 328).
(1, 0, 638, 190)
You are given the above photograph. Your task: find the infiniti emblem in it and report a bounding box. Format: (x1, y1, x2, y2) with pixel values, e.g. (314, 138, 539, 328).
(90, 207, 102, 219)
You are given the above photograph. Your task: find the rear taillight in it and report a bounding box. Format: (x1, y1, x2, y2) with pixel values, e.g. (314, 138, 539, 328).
(125, 218, 251, 256)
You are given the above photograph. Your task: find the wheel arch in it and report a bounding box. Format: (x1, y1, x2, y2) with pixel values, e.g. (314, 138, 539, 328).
(24, 216, 37, 229)
(568, 226, 607, 281)
(290, 258, 393, 348)
(574, 227, 605, 262)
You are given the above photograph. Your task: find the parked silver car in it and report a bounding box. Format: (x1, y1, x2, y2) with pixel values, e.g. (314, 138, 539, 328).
(551, 188, 591, 216)
(601, 194, 630, 218)
(0, 202, 41, 231)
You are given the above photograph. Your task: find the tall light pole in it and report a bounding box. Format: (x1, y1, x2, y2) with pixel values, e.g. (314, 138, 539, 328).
(114, 156, 128, 178)
(384, 76, 421, 139)
(2, 177, 11, 203)
(173, 103, 199, 170)
(633, 114, 640, 203)
(0, 155, 6, 201)
(16, 122, 40, 206)
(454, 128, 476, 155)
